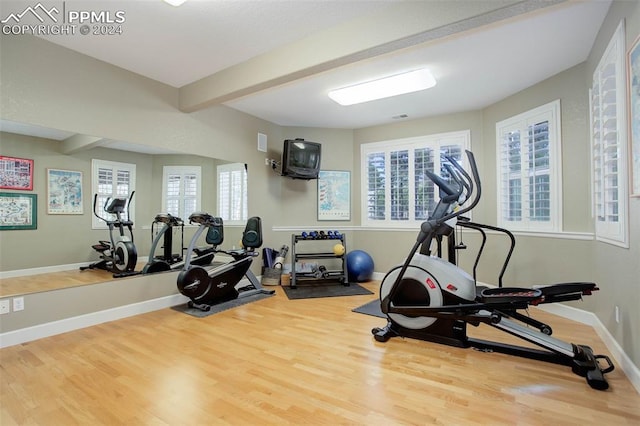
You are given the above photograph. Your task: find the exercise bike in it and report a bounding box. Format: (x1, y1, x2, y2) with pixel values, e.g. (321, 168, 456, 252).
(138, 213, 185, 275)
(118, 213, 218, 278)
(176, 213, 275, 312)
(372, 150, 614, 390)
(80, 192, 138, 275)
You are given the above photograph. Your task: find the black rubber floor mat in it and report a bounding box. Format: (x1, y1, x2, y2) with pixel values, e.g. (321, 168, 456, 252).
(172, 292, 275, 317)
(282, 283, 373, 300)
(351, 299, 385, 318)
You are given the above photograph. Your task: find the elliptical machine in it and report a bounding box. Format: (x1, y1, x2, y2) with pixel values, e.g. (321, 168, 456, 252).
(80, 192, 137, 275)
(372, 150, 614, 390)
(177, 213, 275, 311)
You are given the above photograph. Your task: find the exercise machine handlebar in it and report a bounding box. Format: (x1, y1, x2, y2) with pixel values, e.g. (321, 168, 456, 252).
(92, 191, 135, 227)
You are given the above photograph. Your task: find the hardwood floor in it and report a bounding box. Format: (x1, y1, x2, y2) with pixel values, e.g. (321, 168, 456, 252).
(1, 281, 639, 425)
(0, 268, 114, 297)
(0, 262, 149, 297)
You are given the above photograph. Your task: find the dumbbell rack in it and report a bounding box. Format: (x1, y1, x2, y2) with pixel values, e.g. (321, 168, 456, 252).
(290, 233, 348, 288)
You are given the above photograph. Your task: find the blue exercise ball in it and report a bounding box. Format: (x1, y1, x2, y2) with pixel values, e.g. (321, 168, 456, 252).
(346, 250, 374, 282)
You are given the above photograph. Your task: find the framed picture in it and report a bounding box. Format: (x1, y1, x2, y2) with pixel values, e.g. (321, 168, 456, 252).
(628, 34, 640, 197)
(0, 192, 37, 230)
(47, 169, 83, 214)
(317, 170, 350, 221)
(0, 156, 34, 190)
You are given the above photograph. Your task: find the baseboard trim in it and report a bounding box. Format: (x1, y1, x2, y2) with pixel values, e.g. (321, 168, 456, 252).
(371, 271, 386, 281)
(0, 263, 89, 279)
(537, 302, 640, 394)
(593, 317, 640, 394)
(536, 301, 597, 326)
(0, 293, 188, 349)
(0, 257, 151, 279)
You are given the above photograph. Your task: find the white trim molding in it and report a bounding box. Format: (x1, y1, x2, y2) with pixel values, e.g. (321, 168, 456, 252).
(0, 293, 188, 349)
(538, 303, 640, 395)
(0, 257, 151, 279)
(272, 225, 594, 241)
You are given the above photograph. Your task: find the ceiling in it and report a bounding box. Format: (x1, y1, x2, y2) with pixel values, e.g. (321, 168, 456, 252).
(3, 0, 612, 131)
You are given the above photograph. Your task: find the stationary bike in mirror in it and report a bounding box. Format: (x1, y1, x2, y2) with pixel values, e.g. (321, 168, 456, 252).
(372, 150, 614, 390)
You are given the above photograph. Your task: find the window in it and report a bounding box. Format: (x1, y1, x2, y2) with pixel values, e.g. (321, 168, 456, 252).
(361, 130, 470, 227)
(91, 159, 136, 229)
(496, 100, 562, 232)
(162, 166, 201, 220)
(590, 21, 628, 247)
(217, 163, 248, 224)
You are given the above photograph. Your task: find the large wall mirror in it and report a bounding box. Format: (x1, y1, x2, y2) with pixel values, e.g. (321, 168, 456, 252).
(0, 120, 247, 297)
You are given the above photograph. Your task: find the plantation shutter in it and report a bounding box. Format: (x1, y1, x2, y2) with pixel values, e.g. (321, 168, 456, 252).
(92, 159, 136, 228)
(163, 166, 201, 220)
(590, 21, 628, 247)
(361, 131, 469, 227)
(218, 163, 248, 223)
(496, 100, 560, 232)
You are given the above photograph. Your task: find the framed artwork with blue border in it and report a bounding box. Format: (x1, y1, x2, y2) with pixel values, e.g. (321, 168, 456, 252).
(47, 169, 83, 214)
(317, 170, 350, 221)
(0, 192, 37, 230)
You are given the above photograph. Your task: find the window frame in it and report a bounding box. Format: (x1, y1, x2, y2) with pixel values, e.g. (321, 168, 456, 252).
(161, 165, 202, 222)
(90, 159, 136, 230)
(495, 99, 563, 233)
(590, 20, 629, 248)
(217, 162, 248, 226)
(360, 130, 471, 228)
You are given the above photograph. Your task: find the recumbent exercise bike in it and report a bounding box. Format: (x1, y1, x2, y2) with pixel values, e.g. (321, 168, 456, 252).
(372, 150, 614, 390)
(80, 192, 137, 275)
(177, 213, 275, 311)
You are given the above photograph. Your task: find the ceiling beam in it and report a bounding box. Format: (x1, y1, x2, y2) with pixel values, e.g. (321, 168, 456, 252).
(178, 0, 565, 113)
(60, 134, 106, 154)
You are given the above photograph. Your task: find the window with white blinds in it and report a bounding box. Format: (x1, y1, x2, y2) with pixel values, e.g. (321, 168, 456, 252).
(361, 131, 470, 227)
(496, 100, 562, 232)
(217, 163, 248, 224)
(590, 20, 628, 248)
(162, 166, 201, 220)
(91, 159, 136, 229)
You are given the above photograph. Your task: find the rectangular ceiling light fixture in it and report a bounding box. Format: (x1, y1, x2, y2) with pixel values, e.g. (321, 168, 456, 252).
(163, 0, 188, 6)
(328, 68, 436, 106)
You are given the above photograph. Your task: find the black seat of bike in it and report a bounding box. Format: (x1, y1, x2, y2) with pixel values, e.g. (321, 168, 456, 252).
(241, 217, 263, 249)
(188, 212, 216, 225)
(205, 217, 224, 246)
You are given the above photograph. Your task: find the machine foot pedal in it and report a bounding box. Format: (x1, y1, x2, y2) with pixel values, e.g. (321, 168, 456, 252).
(480, 287, 542, 304)
(571, 345, 614, 390)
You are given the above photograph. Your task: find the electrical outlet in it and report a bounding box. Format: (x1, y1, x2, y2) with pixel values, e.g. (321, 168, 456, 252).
(265, 158, 271, 166)
(615, 306, 620, 323)
(13, 297, 24, 312)
(0, 299, 10, 314)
